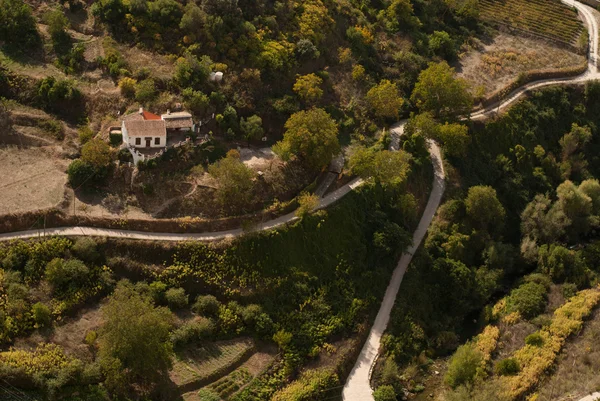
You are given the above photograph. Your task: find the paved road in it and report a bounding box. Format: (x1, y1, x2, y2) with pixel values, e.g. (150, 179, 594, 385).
(579, 393, 600, 401)
(0, 177, 364, 242)
(342, 123, 445, 400)
(342, 2, 600, 399)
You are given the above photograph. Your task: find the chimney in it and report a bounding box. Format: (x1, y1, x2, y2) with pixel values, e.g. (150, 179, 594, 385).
(139, 107, 144, 115)
(167, 109, 171, 115)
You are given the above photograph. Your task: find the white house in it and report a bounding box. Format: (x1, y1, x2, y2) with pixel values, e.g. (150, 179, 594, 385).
(120, 108, 194, 149)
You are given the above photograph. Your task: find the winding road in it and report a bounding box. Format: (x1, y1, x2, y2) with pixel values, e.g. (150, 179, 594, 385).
(342, 1, 600, 399)
(0, 2, 599, 399)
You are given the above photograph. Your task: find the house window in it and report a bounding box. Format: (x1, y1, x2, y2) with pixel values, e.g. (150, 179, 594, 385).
(135, 138, 141, 145)
(155, 137, 160, 145)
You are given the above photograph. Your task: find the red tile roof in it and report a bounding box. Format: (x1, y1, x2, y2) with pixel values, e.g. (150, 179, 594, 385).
(142, 110, 161, 120)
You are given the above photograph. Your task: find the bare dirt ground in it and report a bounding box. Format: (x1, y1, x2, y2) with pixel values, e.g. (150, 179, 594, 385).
(457, 32, 586, 96)
(0, 146, 68, 215)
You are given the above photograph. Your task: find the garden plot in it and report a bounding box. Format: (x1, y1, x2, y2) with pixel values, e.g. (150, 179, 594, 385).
(170, 338, 255, 390)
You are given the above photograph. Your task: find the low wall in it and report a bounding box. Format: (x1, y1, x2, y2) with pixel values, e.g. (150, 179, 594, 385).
(476, 60, 589, 110)
(0, 202, 299, 236)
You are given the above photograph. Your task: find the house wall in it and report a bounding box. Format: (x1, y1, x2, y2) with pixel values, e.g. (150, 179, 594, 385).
(129, 136, 165, 148)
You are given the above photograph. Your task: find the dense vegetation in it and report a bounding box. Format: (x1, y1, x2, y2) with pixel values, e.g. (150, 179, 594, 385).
(373, 84, 600, 400)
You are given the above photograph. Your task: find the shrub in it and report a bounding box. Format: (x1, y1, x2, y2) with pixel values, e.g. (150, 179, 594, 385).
(171, 317, 215, 347)
(295, 192, 319, 218)
(67, 159, 96, 188)
(495, 358, 520, 376)
(197, 388, 222, 401)
(40, 119, 65, 140)
(32, 302, 52, 328)
(562, 283, 578, 299)
(45, 258, 90, 293)
(524, 332, 544, 347)
(118, 77, 136, 98)
(192, 295, 220, 316)
(373, 385, 397, 401)
(71, 238, 99, 263)
(445, 343, 482, 388)
(149, 281, 168, 304)
(506, 282, 548, 319)
(165, 287, 188, 309)
(85, 330, 98, 346)
(78, 126, 94, 144)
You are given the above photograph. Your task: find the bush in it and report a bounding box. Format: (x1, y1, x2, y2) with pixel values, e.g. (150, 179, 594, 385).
(78, 126, 94, 144)
(171, 317, 215, 347)
(45, 258, 90, 293)
(295, 192, 319, 218)
(524, 332, 544, 347)
(506, 281, 548, 319)
(39, 119, 65, 140)
(197, 389, 221, 401)
(495, 358, 520, 376)
(192, 295, 221, 317)
(444, 343, 482, 388)
(562, 283, 578, 299)
(149, 281, 168, 304)
(67, 159, 96, 188)
(165, 287, 188, 309)
(71, 238, 99, 263)
(373, 385, 397, 401)
(109, 133, 123, 147)
(32, 302, 52, 328)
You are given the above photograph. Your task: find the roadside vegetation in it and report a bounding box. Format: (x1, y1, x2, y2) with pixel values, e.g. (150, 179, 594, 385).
(371, 83, 600, 401)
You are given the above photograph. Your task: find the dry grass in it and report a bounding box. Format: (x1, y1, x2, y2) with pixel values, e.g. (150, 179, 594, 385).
(0, 146, 67, 215)
(457, 33, 585, 97)
(536, 307, 600, 401)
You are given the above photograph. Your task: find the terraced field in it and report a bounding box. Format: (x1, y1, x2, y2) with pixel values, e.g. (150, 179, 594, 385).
(479, 0, 584, 45)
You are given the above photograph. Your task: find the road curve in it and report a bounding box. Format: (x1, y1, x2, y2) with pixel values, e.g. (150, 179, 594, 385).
(342, 1, 600, 399)
(579, 393, 600, 401)
(342, 123, 445, 400)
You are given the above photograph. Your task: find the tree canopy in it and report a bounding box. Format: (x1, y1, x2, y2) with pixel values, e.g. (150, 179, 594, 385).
(273, 108, 340, 170)
(98, 281, 174, 394)
(366, 79, 404, 120)
(410, 62, 473, 121)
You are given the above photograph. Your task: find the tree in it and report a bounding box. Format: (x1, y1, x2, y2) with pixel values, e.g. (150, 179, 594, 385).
(43, 8, 71, 54)
(82, 138, 112, 169)
(410, 62, 473, 121)
(293, 73, 323, 103)
(559, 123, 592, 178)
(521, 194, 569, 244)
(183, 88, 210, 118)
(98, 281, 173, 393)
(208, 153, 256, 213)
(273, 108, 340, 170)
(349, 146, 413, 186)
(118, 77, 136, 99)
(240, 115, 264, 142)
(556, 180, 592, 239)
(379, 0, 419, 32)
(67, 159, 97, 187)
(428, 31, 456, 61)
(135, 79, 157, 104)
(366, 80, 403, 119)
(445, 343, 482, 388)
(579, 179, 600, 215)
(0, 0, 41, 53)
(438, 122, 470, 157)
(465, 186, 505, 232)
(537, 244, 588, 286)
